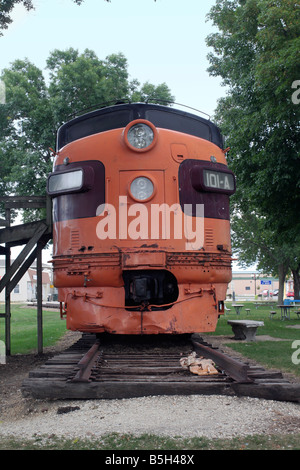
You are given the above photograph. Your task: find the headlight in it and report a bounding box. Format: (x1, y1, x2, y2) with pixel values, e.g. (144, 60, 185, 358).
(124, 120, 157, 152)
(48, 169, 83, 194)
(127, 123, 153, 149)
(130, 177, 154, 201)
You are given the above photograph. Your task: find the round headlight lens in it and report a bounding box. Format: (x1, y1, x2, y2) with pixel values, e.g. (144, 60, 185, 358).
(130, 177, 154, 201)
(127, 123, 154, 149)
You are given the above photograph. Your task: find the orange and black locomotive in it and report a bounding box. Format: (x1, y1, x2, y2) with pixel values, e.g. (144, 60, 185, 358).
(47, 103, 235, 334)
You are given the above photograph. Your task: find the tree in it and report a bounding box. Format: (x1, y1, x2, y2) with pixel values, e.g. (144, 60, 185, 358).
(130, 81, 174, 105)
(1, 1, 32, 35)
(0, 49, 174, 220)
(0, 59, 54, 200)
(206, 0, 300, 233)
(47, 49, 129, 126)
(230, 208, 298, 303)
(46, 49, 174, 127)
(206, 0, 300, 296)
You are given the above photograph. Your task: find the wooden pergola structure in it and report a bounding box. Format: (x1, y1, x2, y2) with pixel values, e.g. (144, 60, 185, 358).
(0, 196, 52, 356)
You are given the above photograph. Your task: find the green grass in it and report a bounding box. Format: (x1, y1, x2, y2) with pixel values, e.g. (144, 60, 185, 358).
(1, 432, 300, 450)
(209, 301, 300, 377)
(0, 303, 67, 354)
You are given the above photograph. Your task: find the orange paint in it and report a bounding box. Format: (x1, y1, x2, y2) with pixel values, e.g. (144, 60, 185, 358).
(49, 104, 235, 335)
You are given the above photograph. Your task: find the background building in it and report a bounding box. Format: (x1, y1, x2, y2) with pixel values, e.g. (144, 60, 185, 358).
(227, 271, 280, 301)
(0, 260, 52, 303)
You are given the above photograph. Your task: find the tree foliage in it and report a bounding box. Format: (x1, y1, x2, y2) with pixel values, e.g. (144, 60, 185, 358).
(0, 1, 32, 35)
(206, 0, 300, 298)
(207, 0, 300, 231)
(0, 48, 174, 214)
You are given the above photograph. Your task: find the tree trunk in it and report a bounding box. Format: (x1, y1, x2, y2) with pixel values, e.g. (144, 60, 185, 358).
(278, 263, 289, 305)
(292, 266, 300, 300)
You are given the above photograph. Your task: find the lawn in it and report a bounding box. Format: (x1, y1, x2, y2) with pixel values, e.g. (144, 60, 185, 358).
(0, 303, 67, 355)
(1, 432, 300, 450)
(210, 301, 300, 377)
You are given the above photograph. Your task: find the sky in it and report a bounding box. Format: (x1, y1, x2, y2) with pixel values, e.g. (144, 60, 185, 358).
(0, 0, 225, 118)
(1, 0, 252, 270)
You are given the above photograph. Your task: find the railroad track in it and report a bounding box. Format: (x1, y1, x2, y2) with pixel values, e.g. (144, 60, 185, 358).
(22, 333, 300, 402)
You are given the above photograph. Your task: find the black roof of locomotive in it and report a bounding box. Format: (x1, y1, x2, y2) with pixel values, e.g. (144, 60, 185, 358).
(56, 102, 223, 150)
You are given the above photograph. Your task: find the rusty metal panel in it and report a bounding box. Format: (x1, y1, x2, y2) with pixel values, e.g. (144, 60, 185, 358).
(122, 251, 166, 268)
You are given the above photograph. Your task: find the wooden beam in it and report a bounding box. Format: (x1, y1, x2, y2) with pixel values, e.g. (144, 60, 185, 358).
(0, 246, 8, 255)
(3, 201, 47, 209)
(46, 195, 52, 230)
(5, 236, 49, 296)
(5, 246, 38, 296)
(0, 220, 52, 246)
(0, 222, 48, 293)
(0, 196, 47, 209)
(0, 218, 8, 227)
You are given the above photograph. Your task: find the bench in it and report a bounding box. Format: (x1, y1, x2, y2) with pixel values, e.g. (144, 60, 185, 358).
(269, 310, 277, 319)
(245, 308, 250, 315)
(227, 320, 264, 341)
(225, 306, 231, 314)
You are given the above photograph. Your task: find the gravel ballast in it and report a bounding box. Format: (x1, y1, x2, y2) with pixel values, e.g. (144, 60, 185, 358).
(0, 394, 300, 440)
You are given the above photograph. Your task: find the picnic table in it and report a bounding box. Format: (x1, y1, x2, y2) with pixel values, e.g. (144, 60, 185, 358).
(277, 304, 294, 320)
(232, 304, 244, 315)
(254, 301, 276, 309)
(227, 320, 264, 341)
(284, 299, 300, 305)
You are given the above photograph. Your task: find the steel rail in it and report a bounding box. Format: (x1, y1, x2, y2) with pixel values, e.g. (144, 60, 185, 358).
(71, 339, 101, 383)
(192, 339, 253, 383)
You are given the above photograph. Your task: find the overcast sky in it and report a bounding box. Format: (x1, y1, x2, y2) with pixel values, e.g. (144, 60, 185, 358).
(1, 0, 225, 118)
(1, 0, 253, 269)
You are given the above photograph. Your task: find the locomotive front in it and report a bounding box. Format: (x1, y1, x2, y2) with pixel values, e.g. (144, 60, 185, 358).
(47, 103, 235, 334)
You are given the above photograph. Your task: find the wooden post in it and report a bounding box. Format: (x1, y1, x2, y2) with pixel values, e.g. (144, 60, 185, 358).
(5, 208, 11, 356)
(37, 241, 43, 355)
(46, 195, 52, 230)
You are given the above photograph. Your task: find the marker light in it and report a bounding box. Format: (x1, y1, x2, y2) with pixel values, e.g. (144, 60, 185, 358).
(130, 177, 154, 201)
(48, 169, 83, 194)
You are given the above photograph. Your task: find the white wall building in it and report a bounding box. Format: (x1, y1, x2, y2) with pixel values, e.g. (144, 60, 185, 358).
(0, 260, 52, 302)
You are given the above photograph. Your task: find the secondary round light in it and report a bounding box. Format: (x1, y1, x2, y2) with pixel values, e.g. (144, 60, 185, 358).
(127, 123, 154, 149)
(130, 177, 154, 201)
